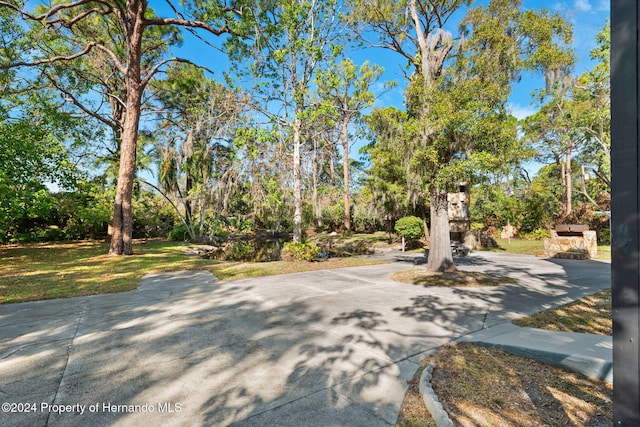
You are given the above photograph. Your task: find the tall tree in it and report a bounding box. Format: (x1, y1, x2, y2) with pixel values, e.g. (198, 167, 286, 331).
(522, 82, 578, 216)
(573, 20, 610, 203)
(363, 107, 425, 221)
(353, 0, 572, 271)
(229, 0, 349, 242)
(316, 59, 385, 231)
(0, 0, 243, 255)
(151, 63, 245, 240)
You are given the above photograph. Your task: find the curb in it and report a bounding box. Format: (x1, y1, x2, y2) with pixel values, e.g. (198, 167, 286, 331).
(418, 363, 454, 427)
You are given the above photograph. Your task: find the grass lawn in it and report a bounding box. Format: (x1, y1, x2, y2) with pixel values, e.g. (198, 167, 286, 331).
(482, 238, 612, 261)
(513, 288, 612, 335)
(0, 239, 384, 304)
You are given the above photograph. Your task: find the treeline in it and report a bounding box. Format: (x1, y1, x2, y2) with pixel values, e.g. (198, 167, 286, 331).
(0, 2, 609, 262)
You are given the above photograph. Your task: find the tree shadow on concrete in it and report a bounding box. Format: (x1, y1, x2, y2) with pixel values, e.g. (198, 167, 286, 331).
(1, 271, 428, 426)
(0, 253, 611, 427)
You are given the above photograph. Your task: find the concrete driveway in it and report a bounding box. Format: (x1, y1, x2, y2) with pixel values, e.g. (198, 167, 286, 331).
(0, 251, 610, 426)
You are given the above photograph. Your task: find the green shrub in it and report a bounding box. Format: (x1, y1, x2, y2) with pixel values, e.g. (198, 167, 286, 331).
(9, 232, 37, 244)
(471, 222, 485, 232)
(352, 210, 377, 233)
(230, 217, 255, 232)
(520, 228, 551, 240)
(204, 215, 231, 236)
(168, 224, 197, 241)
(281, 240, 320, 261)
(394, 216, 424, 240)
(321, 204, 344, 230)
(37, 225, 67, 241)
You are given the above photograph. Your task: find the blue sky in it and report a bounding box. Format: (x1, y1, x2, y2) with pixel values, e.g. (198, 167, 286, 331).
(507, 0, 610, 119)
(167, 0, 610, 120)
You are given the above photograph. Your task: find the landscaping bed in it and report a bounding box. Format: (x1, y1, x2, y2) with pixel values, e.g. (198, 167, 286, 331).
(397, 289, 613, 426)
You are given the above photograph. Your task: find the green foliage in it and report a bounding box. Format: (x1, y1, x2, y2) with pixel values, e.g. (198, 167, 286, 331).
(204, 215, 231, 237)
(362, 107, 425, 218)
(470, 184, 518, 230)
(281, 240, 320, 261)
(229, 217, 255, 233)
(520, 165, 562, 232)
(55, 179, 113, 240)
(572, 20, 610, 194)
(519, 8, 575, 77)
(225, 241, 255, 261)
(520, 228, 551, 240)
(0, 95, 80, 242)
(352, 210, 379, 234)
(228, 0, 350, 242)
(321, 203, 345, 231)
(132, 192, 176, 238)
(357, 1, 574, 271)
(168, 224, 198, 241)
(471, 222, 485, 232)
(394, 216, 424, 240)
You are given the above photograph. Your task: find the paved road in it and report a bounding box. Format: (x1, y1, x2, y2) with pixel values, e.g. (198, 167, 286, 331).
(0, 251, 610, 426)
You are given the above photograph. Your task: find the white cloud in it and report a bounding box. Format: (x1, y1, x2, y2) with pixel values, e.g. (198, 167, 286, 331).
(595, 0, 609, 11)
(574, 0, 592, 12)
(508, 103, 537, 120)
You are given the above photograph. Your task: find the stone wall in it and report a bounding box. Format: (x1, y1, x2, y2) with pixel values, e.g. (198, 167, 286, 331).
(543, 230, 598, 259)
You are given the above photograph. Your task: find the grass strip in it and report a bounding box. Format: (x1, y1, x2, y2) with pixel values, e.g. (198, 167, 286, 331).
(0, 240, 385, 304)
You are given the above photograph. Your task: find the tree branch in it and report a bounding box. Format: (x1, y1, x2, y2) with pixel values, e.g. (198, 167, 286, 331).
(580, 169, 604, 210)
(47, 7, 111, 29)
(0, 0, 111, 22)
(42, 70, 120, 131)
(91, 43, 126, 75)
(141, 180, 195, 240)
(143, 17, 233, 36)
(0, 42, 96, 69)
(141, 57, 213, 88)
(592, 167, 611, 189)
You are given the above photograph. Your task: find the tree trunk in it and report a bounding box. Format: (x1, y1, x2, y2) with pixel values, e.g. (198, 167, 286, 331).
(109, 98, 140, 255)
(341, 117, 351, 231)
(565, 146, 572, 215)
(109, 2, 144, 256)
(292, 118, 303, 242)
(312, 139, 322, 228)
(421, 205, 430, 246)
(426, 188, 454, 272)
(328, 145, 336, 186)
(185, 174, 193, 226)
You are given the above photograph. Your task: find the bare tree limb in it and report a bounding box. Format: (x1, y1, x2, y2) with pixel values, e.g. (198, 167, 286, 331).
(141, 180, 195, 241)
(91, 43, 126, 75)
(143, 17, 233, 36)
(47, 7, 111, 29)
(0, 0, 112, 22)
(592, 167, 612, 189)
(0, 42, 96, 68)
(580, 167, 604, 210)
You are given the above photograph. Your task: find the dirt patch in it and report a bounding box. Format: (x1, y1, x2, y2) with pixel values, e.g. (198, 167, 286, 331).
(392, 269, 517, 287)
